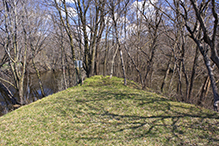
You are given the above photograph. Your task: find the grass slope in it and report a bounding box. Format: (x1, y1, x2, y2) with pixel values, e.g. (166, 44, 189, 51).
(0, 75, 219, 145)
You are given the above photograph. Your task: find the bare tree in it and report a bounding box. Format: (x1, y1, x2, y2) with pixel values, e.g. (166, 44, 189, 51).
(108, 0, 130, 85)
(74, 0, 106, 77)
(54, 0, 76, 66)
(1, 0, 28, 105)
(179, 0, 219, 110)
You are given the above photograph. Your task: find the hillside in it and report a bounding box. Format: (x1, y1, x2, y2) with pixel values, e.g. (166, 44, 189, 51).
(0, 75, 219, 145)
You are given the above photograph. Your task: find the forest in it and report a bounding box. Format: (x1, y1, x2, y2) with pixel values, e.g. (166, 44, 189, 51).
(0, 0, 219, 115)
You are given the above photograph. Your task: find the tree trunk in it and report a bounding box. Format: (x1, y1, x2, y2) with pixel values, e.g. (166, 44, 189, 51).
(0, 82, 19, 105)
(197, 76, 210, 105)
(110, 44, 119, 79)
(197, 43, 219, 111)
(161, 57, 172, 92)
(61, 45, 67, 90)
(124, 45, 143, 87)
(103, 44, 109, 77)
(119, 48, 127, 86)
(32, 58, 45, 97)
(103, 24, 109, 76)
(187, 45, 199, 102)
(168, 62, 177, 95)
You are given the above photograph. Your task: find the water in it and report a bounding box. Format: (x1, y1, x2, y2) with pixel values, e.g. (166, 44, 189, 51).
(0, 70, 77, 116)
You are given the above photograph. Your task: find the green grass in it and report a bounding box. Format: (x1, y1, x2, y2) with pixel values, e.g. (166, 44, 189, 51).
(0, 75, 219, 145)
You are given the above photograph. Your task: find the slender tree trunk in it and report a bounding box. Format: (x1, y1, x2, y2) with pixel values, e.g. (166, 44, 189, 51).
(168, 62, 177, 95)
(95, 45, 99, 75)
(142, 10, 161, 88)
(188, 45, 199, 102)
(124, 45, 143, 87)
(54, 0, 76, 74)
(103, 21, 110, 76)
(177, 61, 183, 96)
(59, 26, 67, 89)
(119, 47, 127, 86)
(110, 44, 119, 79)
(182, 60, 189, 100)
(32, 58, 45, 97)
(61, 45, 67, 90)
(103, 38, 109, 76)
(161, 56, 172, 92)
(0, 82, 19, 105)
(181, 41, 189, 100)
(26, 70, 30, 103)
(19, 29, 28, 105)
(197, 76, 210, 105)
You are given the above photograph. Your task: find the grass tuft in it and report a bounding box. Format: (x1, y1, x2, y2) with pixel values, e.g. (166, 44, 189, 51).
(0, 75, 219, 145)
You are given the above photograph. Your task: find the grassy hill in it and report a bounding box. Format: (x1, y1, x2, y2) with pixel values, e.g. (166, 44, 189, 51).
(0, 75, 219, 145)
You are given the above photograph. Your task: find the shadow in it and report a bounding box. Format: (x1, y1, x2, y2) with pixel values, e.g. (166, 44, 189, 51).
(56, 89, 219, 145)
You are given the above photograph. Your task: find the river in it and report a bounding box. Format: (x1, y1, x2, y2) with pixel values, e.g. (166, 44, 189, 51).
(0, 70, 77, 116)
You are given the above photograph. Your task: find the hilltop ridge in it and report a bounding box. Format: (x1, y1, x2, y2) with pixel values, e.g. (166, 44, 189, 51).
(0, 75, 219, 145)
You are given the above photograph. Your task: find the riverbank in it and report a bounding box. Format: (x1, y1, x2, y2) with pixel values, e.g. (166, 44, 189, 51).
(0, 75, 219, 145)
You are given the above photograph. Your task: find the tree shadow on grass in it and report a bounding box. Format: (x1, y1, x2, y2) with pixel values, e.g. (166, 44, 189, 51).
(59, 90, 219, 145)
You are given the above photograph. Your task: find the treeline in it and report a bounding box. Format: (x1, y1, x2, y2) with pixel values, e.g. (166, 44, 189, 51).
(0, 0, 219, 111)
